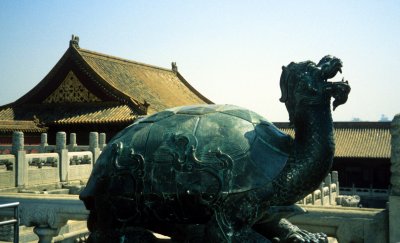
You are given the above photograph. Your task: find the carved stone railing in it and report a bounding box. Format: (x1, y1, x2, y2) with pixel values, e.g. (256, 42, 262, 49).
(0, 132, 107, 154)
(0, 193, 89, 242)
(0, 132, 102, 190)
(341, 186, 390, 197)
(67, 151, 93, 182)
(0, 192, 390, 243)
(297, 172, 339, 206)
(26, 153, 59, 186)
(0, 155, 15, 188)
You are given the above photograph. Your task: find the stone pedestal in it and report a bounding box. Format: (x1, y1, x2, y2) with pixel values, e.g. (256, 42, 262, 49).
(389, 196, 400, 242)
(390, 114, 400, 243)
(288, 206, 387, 242)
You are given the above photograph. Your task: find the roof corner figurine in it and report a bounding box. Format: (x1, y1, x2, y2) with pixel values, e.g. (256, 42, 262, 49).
(80, 55, 350, 242)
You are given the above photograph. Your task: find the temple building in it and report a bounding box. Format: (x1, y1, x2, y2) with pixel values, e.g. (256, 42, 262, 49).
(0, 35, 212, 144)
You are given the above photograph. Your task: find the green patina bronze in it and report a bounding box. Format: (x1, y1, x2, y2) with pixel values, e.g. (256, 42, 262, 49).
(80, 55, 350, 243)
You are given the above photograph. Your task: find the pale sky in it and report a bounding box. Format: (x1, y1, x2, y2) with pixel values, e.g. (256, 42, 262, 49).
(0, 1, 399, 121)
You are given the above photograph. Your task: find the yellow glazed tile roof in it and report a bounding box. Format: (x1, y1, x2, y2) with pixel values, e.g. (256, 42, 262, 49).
(76, 48, 212, 114)
(334, 128, 390, 158)
(0, 120, 47, 133)
(0, 103, 135, 125)
(277, 122, 390, 159)
(51, 104, 135, 124)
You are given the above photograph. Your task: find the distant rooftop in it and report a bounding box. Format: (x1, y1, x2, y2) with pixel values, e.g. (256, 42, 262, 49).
(275, 122, 391, 159)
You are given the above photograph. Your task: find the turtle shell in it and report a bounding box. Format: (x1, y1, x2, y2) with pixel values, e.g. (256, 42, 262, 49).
(106, 104, 292, 199)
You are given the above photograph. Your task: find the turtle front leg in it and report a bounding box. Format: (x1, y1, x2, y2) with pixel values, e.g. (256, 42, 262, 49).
(205, 191, 272, 242)
(205, 211, 271, 243)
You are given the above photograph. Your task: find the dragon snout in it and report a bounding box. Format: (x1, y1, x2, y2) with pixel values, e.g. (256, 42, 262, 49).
(329, 80, 351, 110)
(320, 58, 343, 80)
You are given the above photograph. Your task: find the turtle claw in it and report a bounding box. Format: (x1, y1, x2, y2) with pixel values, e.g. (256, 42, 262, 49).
(284, 230, 328, 243)
(255, 218, 328, 243)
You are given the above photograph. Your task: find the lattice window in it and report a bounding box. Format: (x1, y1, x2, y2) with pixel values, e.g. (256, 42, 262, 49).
(43, 71, 101, 103)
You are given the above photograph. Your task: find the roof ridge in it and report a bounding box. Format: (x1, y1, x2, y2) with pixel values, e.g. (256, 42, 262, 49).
(77, 47, 173, 72)
(275, 121, 391, 129)
(12, 48, 72, 106)
(70, 46, 146, 114)
(73, 45, 212, 111)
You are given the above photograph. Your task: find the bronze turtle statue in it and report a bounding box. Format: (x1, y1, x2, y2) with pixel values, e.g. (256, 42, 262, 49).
(80, 55, 350, 242)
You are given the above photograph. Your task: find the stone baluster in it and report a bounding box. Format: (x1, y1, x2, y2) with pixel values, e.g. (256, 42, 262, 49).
(311, 190, 316, 205)
(319, 182, 324, 205)
(12, 131, 24, 155)
(56, 132, 67, 151)
(40, 133, 48, 153)
(89, 132, 101, 163)
(99, 133, 107, 150)
(56, 132, 69, 182)
(332, 171, 339, 196)
(325, 173, 332, 205)
(69, 133, 77, 152)
(390, 114, 400, 243)
(12, 131, 27, 187)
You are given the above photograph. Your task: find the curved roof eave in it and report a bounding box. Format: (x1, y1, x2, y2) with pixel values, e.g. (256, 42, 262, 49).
(175, 71, 214, 105)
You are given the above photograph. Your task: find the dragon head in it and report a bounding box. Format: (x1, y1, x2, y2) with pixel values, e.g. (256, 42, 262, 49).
(279, 55, 351, 123)
(317, 55, 343, 80)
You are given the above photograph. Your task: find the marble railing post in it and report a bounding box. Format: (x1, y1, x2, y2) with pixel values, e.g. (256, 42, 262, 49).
(319, 182, 324, 206)
(56, 132, 69, 182)
(311, 190, 316, 205)
(40, 133, 48, 153)
(12, 131, 27, 187)
(390, 114, 400, 243)
(331, 171, 339, 195)
(99, 132, 107, 150)
(69, 133, 77, 152)
(11, 131, 24, 155)
(325, 173, 333, 205)
(89, 132, 101, 163)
